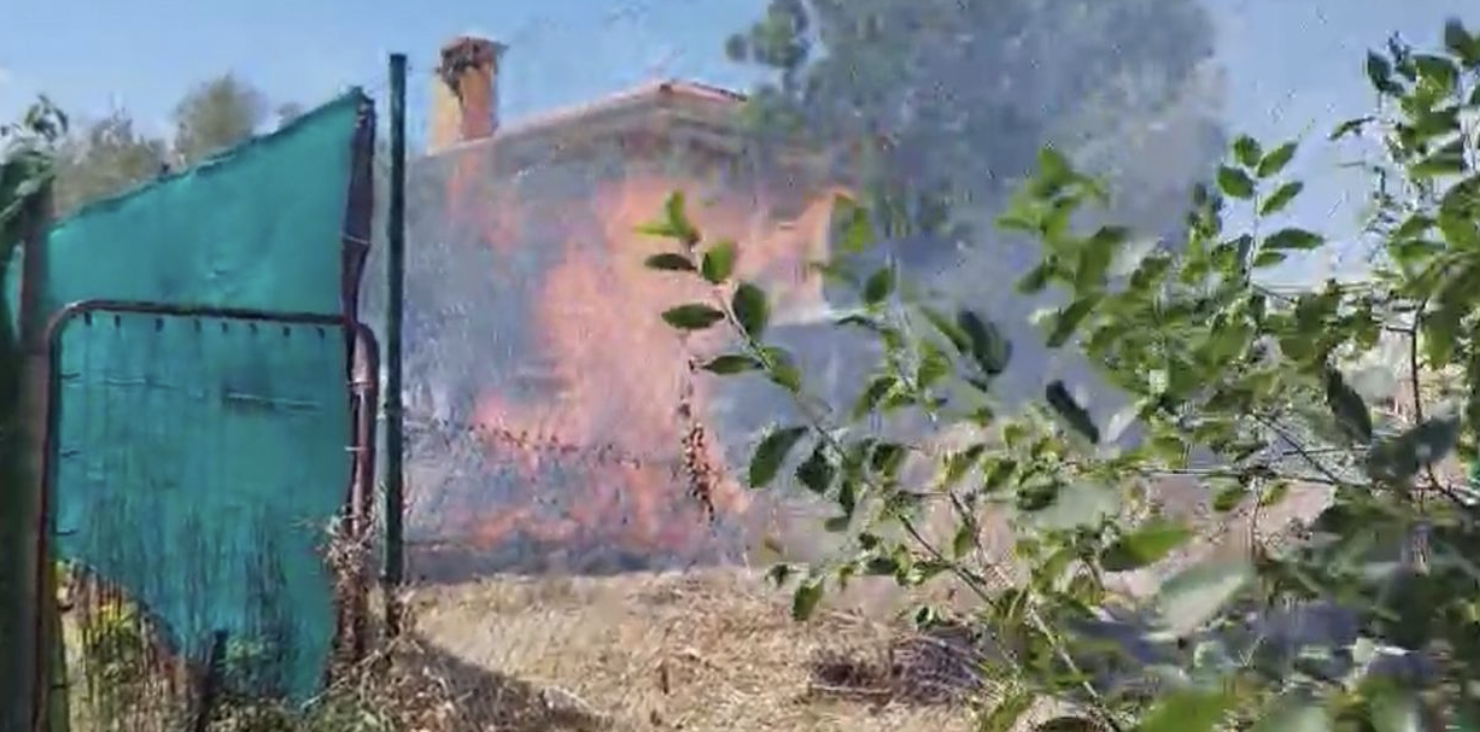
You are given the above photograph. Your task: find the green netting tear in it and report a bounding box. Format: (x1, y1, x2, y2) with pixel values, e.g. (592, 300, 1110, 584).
(5, 90, 367, 703)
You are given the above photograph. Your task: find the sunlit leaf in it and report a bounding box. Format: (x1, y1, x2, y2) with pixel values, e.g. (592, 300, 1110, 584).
(665, 190, 699, 245)
(792, 580, 824, 621)
(1047, 295, 1102, 348)
(1134, 689, 1233, 732)
(1260, 181, 1303, 216)
(661, 304, 725, 330)
(1233, 135, 1263, 168)
(1264, 227, 1324, 250)
(750, 426, 808, 488)
(700, 240, 737, 283)
(1368, 686, 1421, 732)
(1251, 696, 1330, 732)
(1256, 142, 1297, 178)
(853, 375, 898, 419)
(1101, 520, 1193, 571)
(1157, 560, 1252, 635)
(733, 282, 769, 339)
(1217, 165, 1255, 199)
(701, 354, 762, 374)
(979, 690, 1034, 732)
(1259, 481, 1290, 507)
(645, 253, 695, 272)
(1077, 226, 1127, 290)
(1046, 381, 1099, 444)
(1212, 483, 1245, 513)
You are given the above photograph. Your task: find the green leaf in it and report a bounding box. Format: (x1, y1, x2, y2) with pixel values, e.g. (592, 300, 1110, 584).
(1413, 53, 1459, 92)
(661, 304, 725, 330)
(701, 354, 762, 374)
(1101, 520, 1193, 571)
(1366, 417, 1461, 485)
(792, 580, 824, 621)
(958, 310, 1011, 376)
(1259, 181, 1304, 216)
(1368, 687, 1421, 732)
(951, 524, 975, 559)
(853, 375, 898, 419)
(1445, 18, 1480, 67)
(1329, 117, 1373, 140)
(1233, 135, 1263, 168)
(1265, 227, 1324, 250)
(1047, 295, 1102, 348)
(919, 306, 970, 353)
(750, 426, 808, 488)
(1034, 718, 1100, 732)
(1134, 689, 1233, 732)
(795, 445, 836, 495)
(1259, 481, 1290, 507)
(863, 265, 895, 305)
(665, 190, 699, 245)
(1324, 366, 1373, 443)
(979, 690, 1034, 732)
(1217, 165, 1255, 199)
(1017, 261, 1055, 294)
(1046, 381, 1099, 444)
(645, 253, 696, 272)
(1212, 483, 1245, 512)
(732, 282, 769, 339)
(916, 343, 951, 390)
(700, 240, 737, 283)
(1157, 559, 1252, 635)
(1367, 51, 1401, 95)
(1256, 142, 1298, 178)
(1076, 226, 1126, 290)
(833, 196, 874, 254)
(1251, 697, 1330, 732)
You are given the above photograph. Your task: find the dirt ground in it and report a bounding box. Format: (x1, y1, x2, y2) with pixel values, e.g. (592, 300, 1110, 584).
(406, 568, 977, 732)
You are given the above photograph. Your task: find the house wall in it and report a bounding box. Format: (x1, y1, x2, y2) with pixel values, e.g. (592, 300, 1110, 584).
(362, 122, 858, 578)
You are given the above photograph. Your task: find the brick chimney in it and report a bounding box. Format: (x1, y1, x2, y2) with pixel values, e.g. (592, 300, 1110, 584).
(429, 36, 506, 152)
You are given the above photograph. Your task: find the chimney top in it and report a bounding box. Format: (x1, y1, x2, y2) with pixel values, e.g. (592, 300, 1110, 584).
(429, 35, 506, 151)
(438, 36, 505, 92)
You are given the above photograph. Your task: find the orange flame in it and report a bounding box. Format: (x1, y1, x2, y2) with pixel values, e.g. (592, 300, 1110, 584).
(432, 145, 847, 568)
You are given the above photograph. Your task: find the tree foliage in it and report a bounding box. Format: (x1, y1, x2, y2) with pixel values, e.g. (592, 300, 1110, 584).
(172, 73, 268, 166)
(46, 73, 285, 216)
(650, 17, 1480, 732)
(727, 0, 1226, 260)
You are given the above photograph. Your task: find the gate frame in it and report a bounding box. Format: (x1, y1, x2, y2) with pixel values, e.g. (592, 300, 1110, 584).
(30, 299, 380, 730)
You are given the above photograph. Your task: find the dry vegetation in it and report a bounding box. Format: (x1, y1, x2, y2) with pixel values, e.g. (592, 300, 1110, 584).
(405, 568, 978, 732)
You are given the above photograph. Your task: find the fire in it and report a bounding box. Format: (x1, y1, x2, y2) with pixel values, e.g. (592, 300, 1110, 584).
(429, 148, 848, 571)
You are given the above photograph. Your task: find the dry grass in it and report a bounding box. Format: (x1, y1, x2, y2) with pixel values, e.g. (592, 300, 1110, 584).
(408, 568, 977, 732)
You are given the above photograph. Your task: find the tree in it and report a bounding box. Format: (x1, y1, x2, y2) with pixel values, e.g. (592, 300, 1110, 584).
(648, 16, 1480, 732)
(727, 0, 1227, 422)
(172, 73, 268, 166)
(728, 0, 1225, 255)
(51, 110, 166, 215)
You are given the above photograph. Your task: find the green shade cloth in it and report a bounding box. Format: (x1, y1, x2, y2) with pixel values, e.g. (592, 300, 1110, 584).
(4, 91, 367, 700)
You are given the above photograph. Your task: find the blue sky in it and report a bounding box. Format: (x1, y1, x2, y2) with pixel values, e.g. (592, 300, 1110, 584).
(2, 0, 1477, 281)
